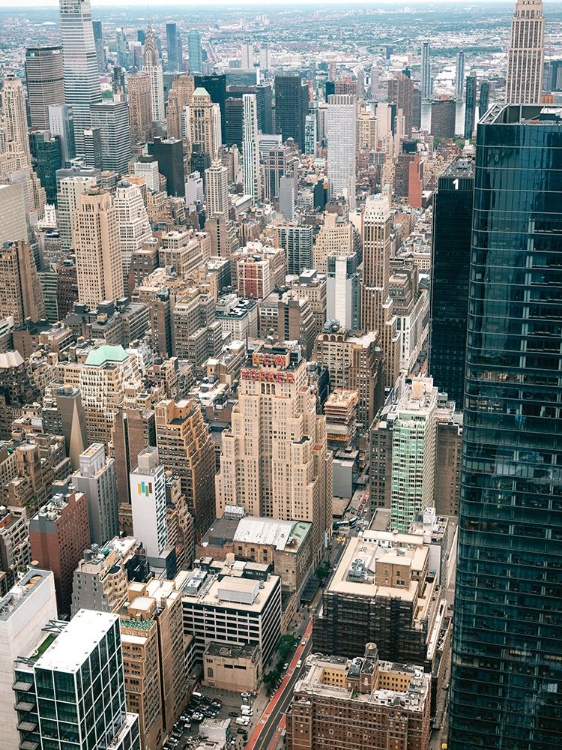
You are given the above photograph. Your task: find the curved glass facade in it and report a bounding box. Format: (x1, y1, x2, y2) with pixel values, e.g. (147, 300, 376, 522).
(449, 105, 562, 748)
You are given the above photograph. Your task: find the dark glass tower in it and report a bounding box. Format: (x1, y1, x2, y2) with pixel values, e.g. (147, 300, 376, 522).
(464, 74, 477, 139)
(429, 156, 474, 405)
(274, 75, 309, 149)
(448, 104, 562, 749)
(479, 80, 490, 115)
(195, 74, 226, 141)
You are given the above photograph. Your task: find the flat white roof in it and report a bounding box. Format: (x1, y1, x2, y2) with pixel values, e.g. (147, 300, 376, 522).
(36, 609, 118, 673)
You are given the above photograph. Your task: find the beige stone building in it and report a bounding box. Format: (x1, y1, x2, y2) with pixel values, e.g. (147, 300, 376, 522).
(166, 74, 194, 142)
(286, 648, 431, 750)
(155, 399, 216, 538)
(202, 641, 261, 693)
(121, 578, 187, 750)
(72, 188, 125, 308)
(313, 212, 356, 274)
(361, 193, 400, 389)
(0, 240, 45, 327)
(215, 342, 333, 564)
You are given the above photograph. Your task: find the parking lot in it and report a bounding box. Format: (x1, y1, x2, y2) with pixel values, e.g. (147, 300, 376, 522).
(163, 686, 260, 750)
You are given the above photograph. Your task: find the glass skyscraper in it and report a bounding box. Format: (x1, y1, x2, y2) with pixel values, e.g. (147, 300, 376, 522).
(448, 104, 562, 748)
(59, 0, 101, 154)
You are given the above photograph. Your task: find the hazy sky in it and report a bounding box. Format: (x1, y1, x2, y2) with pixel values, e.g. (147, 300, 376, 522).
(0, 0, 517, 7)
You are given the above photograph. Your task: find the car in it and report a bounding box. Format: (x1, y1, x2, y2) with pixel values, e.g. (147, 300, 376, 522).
(240, 692, 250, 699)
(191, 712, 203, 722)
(283, 663, 289, 670)
(296, 659, 303, 668)
(211, 698, 223, 706)
(237, 728, 247, 735)
(183, 723, 191, 731)
(229, 712, 239, 718)
(301, 639, 306, 645)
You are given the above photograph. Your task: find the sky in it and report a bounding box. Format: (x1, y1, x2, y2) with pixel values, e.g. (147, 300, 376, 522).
(0, 0, 519, 6)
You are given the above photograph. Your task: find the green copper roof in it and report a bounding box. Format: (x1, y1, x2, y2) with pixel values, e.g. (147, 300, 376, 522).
(85, 345, 128, 366)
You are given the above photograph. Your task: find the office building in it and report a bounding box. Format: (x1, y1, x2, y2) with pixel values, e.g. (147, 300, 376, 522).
(0, 240, 45, 327)
(57, 170, 98, 250)
(505, 0, 544, 104)
(72, 188, 125, 307)
(30, 131, 62, 203)
(286, 648, 431, 750)
(448, 104, 562, 747)
(121, 579, 187, 749)
(314, 323, 383, 430)
(0, 184, 26, 248)
(205, 161, 229, 217)
(166, 21, 183, 72)
(431, 98, 456, 138)
(326, 94, 356, 209)
(215, 342, 333, 563)
(313, 212, 356, 274)
(83, 126, 102, 168)
(90, 100, 132, 173)
(92, 19, 104, 72)
(361, 193, 400, 389)
(25, 46, 65, 130)
(464, 74, 477, 139)
(188, 29, 202, 74)
(155, 399, 216, 537)
(479, 80, 490, 114)
(167, 73, 195, 140)
(194, 74, 226, 137)
(278, 174, 295, 221)
(142, 23, 165, 122)
(58, 343, 144, 446)
(147, 136, 185, 197)
(421, 41, 431, 99)
(178, 562, 282, 667)
(275, 223, 313, 276)
(59, 0, 102, 153)
(326, 252, 360, 332)
(243, 94, 261, 201)
(387, 71, 414, 135)
(264, 144, 292, 202)
(456, 51, 465, 100)
(313, 530, 450, 675)
(274, 75, 309, 149)
(189, 87, 221, 159)
(225, 95, 244, 149)
(72, 443, 119, 546)
(13, 609, 141, 750)
(227, 83, 273, 135)
(71, 536, 149, 615)
(0, 570, 57, 750)
(29, 487, 90, 614)
(277, 292, 317, 359)
(429, 157, 474, 405)
(304, 113, 317, 154)
(48, 103, 76, 163)
(388, 379, 437, 532)
(112, 408, 156, 503)
(1, 74, 32, 172)
(130, 446, 168, 560)
(113, 180, 152, 287)
(127, 72, 152, 144)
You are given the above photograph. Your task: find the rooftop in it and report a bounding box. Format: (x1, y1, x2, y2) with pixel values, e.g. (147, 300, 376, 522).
(0, 569, 53, 621)
(84, 345, 128, 367)
(36, 610, 119, 673)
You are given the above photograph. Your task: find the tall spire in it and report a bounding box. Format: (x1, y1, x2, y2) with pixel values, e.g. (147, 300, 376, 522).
(143, 22, 159, 67)
(505, 0, 544, 104)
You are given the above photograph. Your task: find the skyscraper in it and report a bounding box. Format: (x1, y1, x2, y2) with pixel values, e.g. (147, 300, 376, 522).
(72, 188, 125, 307)
(90, 100, 132, 173)
(274, 75, 309, 149)
(421, 41, 431, 99)
(142, 23, 165, 122)
(48, 103, 76, 163)
(242, 93, 261, 201)
(1, 74, 32, 172)
(166, 73, 194, 140)
(188, 29, 202, 74)
(57, 171, 99, 251)
(205, 160, 229, 217)
(455, 50, 465, 100)
(194, 74, 227, 138)
(13, 609, 141, 750)
(130, 446, 168, 560)
(59, 0, 101, 154)
(326, 94, 356, 209)
(429, 157, 474, 406)
(215, 341, 333, 563)
(479, 80, 490, 114)
(72, 443, 119, 546)
(92, 19, 104, 72)
(361, 193, 400, 389)
(127, 72, 152, 144)
(166, 21, 183, 72)
(448, 104, 562, 748)
(25, 47, 65, 130)
(387, 72, 414, 135)
(0, 240, 45, 327)
(505, 0, 544, 104)
(188, 87, 220, 158)
(464, 73, 477, 139)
